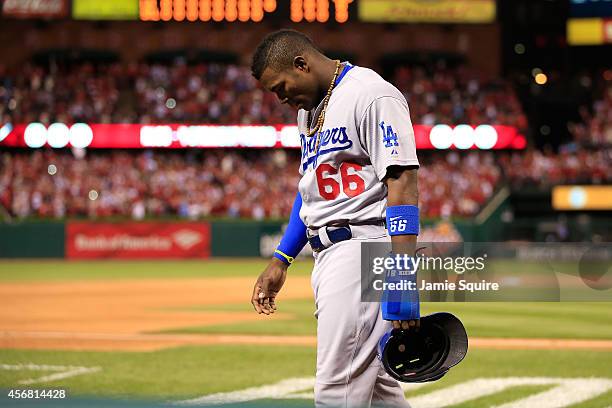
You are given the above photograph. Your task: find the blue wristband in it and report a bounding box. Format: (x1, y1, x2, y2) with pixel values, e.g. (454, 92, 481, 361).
(273, 192, 308, 266)
(381, 253, 420, 321)
(386, 205, 419, 236)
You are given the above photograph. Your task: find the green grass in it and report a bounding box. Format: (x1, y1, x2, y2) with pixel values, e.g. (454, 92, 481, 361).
(0, 259, 313, 281)
(0, 345, 315, 400)
(0, 259, 611, 406)
(0, 258, 605, 281)
(155, 299, 612, 340)
(157, 298, 319, 336)
(0, 347, 610, 407)
(402, 348, 612, 408)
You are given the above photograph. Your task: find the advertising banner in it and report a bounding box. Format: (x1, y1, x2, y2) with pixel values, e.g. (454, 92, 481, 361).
(72, 0, 139, 20)
(358, 0, 496, 24)
(66, 222, 211, 259)
(552, 186, 612, 211)
(567, 18, 612, 45)
(2, 0, 68, 18)
(0, 123, 526, 150)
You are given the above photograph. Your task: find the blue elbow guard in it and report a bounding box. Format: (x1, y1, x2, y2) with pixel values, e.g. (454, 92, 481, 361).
(381, 254, 420, 321)
(273, 192, 308, 265)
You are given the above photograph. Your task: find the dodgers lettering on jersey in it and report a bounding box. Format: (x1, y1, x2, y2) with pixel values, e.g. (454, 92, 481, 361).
(300, 126, 352, 171)
(297, 65, 419, 229)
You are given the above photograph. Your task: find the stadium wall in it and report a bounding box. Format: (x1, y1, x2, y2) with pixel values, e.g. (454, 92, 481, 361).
(0, 220, 286, 259)
(0, 219, 503, 259)
(0, 222, 65, 258)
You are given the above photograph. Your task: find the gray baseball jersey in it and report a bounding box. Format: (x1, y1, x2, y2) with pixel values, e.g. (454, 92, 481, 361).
(297, 65, 420, 229)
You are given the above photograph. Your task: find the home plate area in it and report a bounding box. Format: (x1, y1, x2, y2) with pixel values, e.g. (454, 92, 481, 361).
(177, 376, 612, 408)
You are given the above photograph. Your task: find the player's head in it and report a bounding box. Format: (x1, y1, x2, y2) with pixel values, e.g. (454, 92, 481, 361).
(251, 29, 324, 111)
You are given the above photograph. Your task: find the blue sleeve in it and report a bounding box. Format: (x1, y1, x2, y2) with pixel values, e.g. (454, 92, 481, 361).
(381, 255, 420, 321)
(382, 290, 420, 321)
(273, 192, 308, 265)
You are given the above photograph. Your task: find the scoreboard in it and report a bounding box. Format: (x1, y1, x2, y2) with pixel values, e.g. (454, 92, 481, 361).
(139, 0, 354, 23)
(140, 0, 278, 22)
(68, 0, 354, 23)
(5, 0, 498, 24)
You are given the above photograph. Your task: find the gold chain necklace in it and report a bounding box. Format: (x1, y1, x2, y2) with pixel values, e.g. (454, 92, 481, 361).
(306, 60, 342, 154)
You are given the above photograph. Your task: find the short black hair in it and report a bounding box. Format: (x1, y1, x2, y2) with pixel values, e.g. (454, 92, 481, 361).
(251, 29, 317, 80)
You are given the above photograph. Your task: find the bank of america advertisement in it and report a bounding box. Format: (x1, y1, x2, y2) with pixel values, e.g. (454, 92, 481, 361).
(359, 0, 496, 24)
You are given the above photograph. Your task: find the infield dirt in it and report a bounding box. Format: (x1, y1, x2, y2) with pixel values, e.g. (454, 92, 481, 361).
(1, 278, 611, 352)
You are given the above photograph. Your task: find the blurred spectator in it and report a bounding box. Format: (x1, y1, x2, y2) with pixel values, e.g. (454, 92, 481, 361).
(393, 62, 528, 133)
(418, 151, 500, 218)
(498, 148, 611, 188)
(568, 70, 612, 147)
(0, 60, 295, 125)
(0, 149, 504, 220)
(2, 59, 528, 128)
(0, 149, 299, 220)
(2, 147, 606, 221)
(1, 58, 607, 222)
(1, 62, 125, 124)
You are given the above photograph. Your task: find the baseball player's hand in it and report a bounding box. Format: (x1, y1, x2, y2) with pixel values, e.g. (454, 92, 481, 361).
(393, 319, 420, 332)
(251, 257, 288, 315)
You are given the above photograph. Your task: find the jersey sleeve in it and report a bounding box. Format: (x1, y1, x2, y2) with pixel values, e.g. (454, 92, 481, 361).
(359, 96, 419, 180)
(298, 136, 305, 176)
(297, 109, 308, 176)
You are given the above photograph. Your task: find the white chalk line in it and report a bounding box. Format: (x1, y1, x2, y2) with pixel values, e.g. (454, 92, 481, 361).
(175, 377, 316, 406)
(0, 363, 101, 385)
(253, 381, 431, 401)
(409, 377, 612, 408)
(492, 378, 612, 408)
(175, 376, 612, 407)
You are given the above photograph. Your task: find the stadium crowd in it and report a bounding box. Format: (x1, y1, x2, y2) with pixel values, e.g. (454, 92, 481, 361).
(0, 61, 293, 125)
(567, 71, 612, 147)
(392, 63, 528, 132)
(1, 60, 608, 221)
(1, 150, 503, 220)
(0, 149, 298, 220)
(2, 147, 608, 221)
(1, 60, 527, 128)
(498, 148, 611, 188)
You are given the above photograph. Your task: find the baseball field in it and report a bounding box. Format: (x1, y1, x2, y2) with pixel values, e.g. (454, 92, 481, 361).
(0, 259, 611, 408)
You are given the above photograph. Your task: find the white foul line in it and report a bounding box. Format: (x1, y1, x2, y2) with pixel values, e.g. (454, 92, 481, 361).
(492, 378, 612, 408)
(0, 363, 101, 385)
(175, 376, 612, 408)
(176, 377, 316, 406)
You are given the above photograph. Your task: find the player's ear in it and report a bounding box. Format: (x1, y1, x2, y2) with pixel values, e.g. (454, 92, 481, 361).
(293, 56, 309, 73)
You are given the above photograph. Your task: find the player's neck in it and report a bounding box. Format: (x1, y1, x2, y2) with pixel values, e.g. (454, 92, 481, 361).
(314, 57, 341, 106)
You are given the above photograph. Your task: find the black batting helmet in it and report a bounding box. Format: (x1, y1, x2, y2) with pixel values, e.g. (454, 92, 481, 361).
(377, 312, 468, 383)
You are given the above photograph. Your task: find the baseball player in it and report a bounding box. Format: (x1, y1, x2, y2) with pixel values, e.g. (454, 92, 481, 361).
(250, 30, 420, 408)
